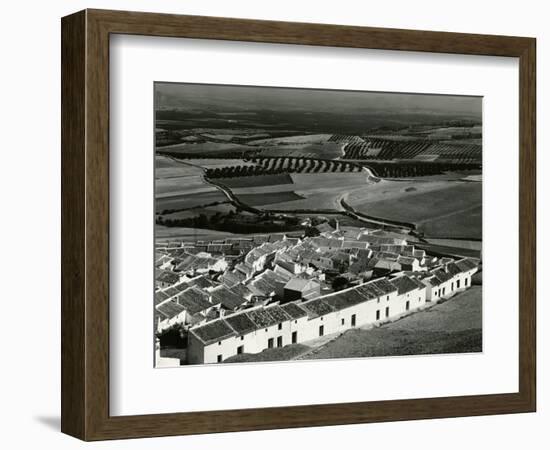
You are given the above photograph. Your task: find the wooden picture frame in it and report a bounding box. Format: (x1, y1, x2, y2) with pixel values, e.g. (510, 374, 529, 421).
(61, 9, 536, 441)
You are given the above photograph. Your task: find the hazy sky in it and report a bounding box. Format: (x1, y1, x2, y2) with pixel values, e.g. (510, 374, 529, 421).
(155, 82, 481, 118)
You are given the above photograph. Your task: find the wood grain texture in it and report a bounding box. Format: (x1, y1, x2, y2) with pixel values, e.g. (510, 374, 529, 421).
(60, 9, 537, 441)
(61, 10, 86, 439)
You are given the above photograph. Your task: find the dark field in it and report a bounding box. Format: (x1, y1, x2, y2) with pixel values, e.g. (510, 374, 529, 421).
(156, 191, 228, 212)
(218, 174, 294, 188)
(237, 191, 305, 206)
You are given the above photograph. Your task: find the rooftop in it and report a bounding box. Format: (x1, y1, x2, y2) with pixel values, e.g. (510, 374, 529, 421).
(299, 298, 335, 319)
(281, 302, 308, 319)
(191, 319, 236, 345)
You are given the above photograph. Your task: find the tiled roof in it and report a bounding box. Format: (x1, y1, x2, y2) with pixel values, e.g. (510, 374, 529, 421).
(209, 286, 246, 310)
(355, 282, 384, 299)
(265, 305, 292, 323)
(154, 290, 170, 305)
(246, 308, 281, 328)
(191, 319, 236, 344)
(391, 275, 420, 295)
(299, 298, 334, 319)
(224, 313, 257, 335)
(156, 271, 180, 285)
(188, 276, 216, 289)
(397, 255, 418, 265)
(281, 302, 308, 319)
(342, 240, 368, 249)
(456, 258, 479, 272)
(176, 287, 211, 315)
(323, 288, 369, 311)
(349, 256, 371, 274)
(284, 278, 318, 292)
(229, 283, 254, 300)
(369, 278, 398, 295)
(445, 262, 462, 276)
(156, 300, 186, 320)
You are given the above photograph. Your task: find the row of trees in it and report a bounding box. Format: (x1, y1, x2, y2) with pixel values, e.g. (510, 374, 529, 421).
(156, 211, 303, 234)
(364, 162, 481, 178)
(206, 157, 364, 178)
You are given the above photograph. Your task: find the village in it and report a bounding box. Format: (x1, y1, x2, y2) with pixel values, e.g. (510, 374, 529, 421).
(154, 221, 480, 366)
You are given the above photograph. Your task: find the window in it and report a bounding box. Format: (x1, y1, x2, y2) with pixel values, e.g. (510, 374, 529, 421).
(386, 295, 390, 301)
(268, 338, 274, 349)
(217, 355, 222, 363)
(377, 298, 380, 303)
(265, 328, 268, 332)
(457, 279, 461, 289)
(385, 306, 390, 318)
(406, 301, 410, 311)
(277, 336, 283, 347)
(237, 345, 244, 354)
(442, 287, 446, 295)
(351, 314, 356, 326)
(292, 331, 297, 344)
(451, 282, 454, 291)
(294, 320, 297, 324)
(341, 318, 345, 325)
(240, 335, 244, 341)
(319, 325, 324, 337)
(218, 341, 221, 346)
(376, 310, 380, 320)
(278, 323, 282, 330)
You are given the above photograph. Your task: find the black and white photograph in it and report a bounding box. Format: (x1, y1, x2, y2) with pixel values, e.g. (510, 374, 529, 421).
(154, 82, 482, 367)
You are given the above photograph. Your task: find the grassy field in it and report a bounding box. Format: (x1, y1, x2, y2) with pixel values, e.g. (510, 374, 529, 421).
(419, 205, 482, 239)
(225, 344, 311, 363)
(347, 180, 482, 239)
(248, 133, 333, 145)
(156, 142, 249, 154)
(304, 286, 482, 360)
(255, 143, 344, 159)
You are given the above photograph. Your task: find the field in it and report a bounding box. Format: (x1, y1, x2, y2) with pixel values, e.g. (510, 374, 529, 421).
(228, 172, 373, 211)
(346, 180, 482, 239)
(155, 226, 239, 241)
(248, 133, 333, 145)
(217, 174, 293, 188)
(156, 142, 251, 155)
(254, 143, 345, 159)
(155, 156, 228, 213)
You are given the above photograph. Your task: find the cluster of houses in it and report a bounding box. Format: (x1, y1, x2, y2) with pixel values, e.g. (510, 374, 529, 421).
(154, 222, 480, 365)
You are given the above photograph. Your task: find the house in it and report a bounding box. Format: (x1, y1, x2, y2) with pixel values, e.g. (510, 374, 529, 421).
(155, 300, 187, 331)
(209, 285, 248, 311)
(247, 269, 288, 298)
(284, 278, 321, 302)
(175, 286, 214, 325)
(397, 255, 420, 271)
(155, 270, 182, 289)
